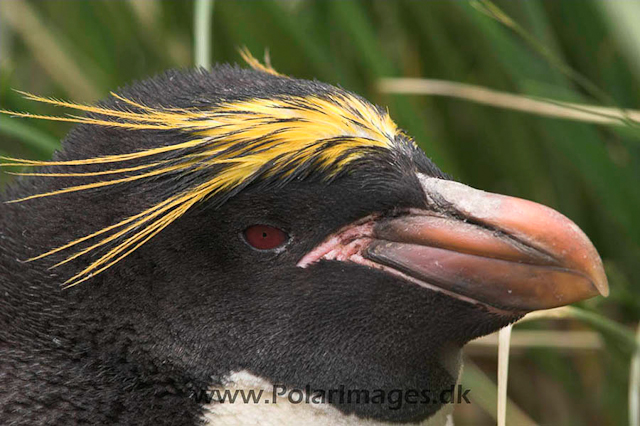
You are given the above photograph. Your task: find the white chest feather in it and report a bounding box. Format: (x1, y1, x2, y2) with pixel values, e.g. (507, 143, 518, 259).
(200, 371, 454, 426)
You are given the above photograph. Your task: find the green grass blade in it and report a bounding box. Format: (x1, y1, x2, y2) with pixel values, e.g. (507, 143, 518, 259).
(0, 0, 100, 101)
(522, 307, 638, 354)
(461, 358, 537, 426)
(631, 324, 640, 426)
(0, 116, 58, 156)
(194, 0, 215, 68)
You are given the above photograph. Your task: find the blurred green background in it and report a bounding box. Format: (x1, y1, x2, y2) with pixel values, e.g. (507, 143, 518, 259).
(1, 1, 638, 425)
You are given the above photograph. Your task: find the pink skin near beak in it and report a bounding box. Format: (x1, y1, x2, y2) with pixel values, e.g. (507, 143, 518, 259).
(299, 175, 608, 313)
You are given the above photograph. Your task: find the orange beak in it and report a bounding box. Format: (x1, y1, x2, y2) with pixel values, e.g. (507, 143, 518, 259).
(365, 175, 608, 312)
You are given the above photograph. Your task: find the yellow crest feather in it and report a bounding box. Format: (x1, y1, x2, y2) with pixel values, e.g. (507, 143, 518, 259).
(238, 47, 284, 77)
(1, 87, 401, 287)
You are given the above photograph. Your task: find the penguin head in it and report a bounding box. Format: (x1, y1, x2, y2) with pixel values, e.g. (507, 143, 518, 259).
(1, 61, 608, 423)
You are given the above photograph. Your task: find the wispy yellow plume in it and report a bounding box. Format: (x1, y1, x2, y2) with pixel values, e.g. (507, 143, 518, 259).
(0, 88, 400, 287)
(238, 46, 284, 77)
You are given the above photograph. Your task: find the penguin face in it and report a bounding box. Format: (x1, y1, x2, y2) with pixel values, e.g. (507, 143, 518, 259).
(76, 156, 492, 422)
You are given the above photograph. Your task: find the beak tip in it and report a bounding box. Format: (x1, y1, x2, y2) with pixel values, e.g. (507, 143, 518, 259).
(593, 269, 610, 298)
(582, 249, 609, 298)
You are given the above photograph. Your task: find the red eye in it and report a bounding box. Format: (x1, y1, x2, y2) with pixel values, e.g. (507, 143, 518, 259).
(243, 225, 289, 251)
